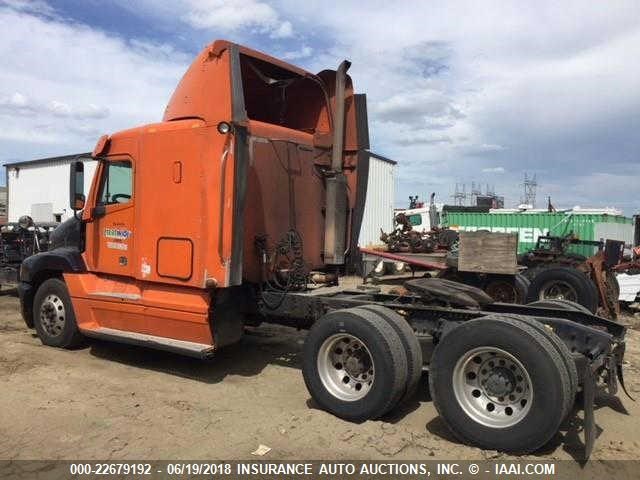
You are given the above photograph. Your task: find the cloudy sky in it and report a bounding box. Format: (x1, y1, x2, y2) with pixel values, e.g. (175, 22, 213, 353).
(1, 0, 638, 213)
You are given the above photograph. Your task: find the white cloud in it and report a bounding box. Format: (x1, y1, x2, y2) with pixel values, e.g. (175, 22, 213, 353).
(271, 20, 292, 39)
(0, 3, 188, 157)
(182, 0, 293, 38)
(282, 45, 313, 60)
(481, 166, 505, 174)
(273, 0, 640, 210)
(1, 0, 639, 212)
(0, 0, 56, 17)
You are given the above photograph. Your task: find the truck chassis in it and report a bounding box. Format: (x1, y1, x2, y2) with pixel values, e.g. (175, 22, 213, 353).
(257, 280, 627, 459)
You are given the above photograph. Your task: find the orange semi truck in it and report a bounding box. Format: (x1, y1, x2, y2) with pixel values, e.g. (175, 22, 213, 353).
(18, 40, 627, 458)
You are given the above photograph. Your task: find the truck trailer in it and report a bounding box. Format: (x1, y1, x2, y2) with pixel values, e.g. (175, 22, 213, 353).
(17, 40, 628, 458)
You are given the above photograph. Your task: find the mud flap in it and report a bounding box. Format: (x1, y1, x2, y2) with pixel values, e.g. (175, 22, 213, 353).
(617, 362, 635, 401)
(583, 367, 596, 460)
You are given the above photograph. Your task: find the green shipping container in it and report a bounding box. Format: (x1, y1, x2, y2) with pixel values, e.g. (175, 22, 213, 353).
(443, 211, 633, 256)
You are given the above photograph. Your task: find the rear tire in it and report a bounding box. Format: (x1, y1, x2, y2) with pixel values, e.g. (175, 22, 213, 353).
(33, 278, 83, 348)
(496, 314, 578, 421)
(527, 298, 592, 315)
(429, 316, 571, 453)
(526, 267, 598, 313)
(483, 274, 530, 304)
(358, 305, 423, 405)
(302, 308, 408, 421)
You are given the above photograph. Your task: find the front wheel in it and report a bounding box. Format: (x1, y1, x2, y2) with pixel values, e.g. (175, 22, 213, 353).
(429, 316, 572, 453)
(33, 278, 84, 348)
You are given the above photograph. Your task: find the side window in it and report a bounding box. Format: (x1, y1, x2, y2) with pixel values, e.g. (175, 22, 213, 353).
(97, 160, 132, 205)
(408, 214, 422, 226)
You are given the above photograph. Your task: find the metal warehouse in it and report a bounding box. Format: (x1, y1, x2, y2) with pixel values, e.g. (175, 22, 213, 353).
(4, 153, 96, 223)
(358, 152, 396, 247)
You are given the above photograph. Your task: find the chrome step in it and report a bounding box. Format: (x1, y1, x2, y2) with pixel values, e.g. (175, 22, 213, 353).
(82, 327, 215, 359)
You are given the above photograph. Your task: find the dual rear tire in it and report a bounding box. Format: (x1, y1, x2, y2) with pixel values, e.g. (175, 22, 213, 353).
(303, 309, 576, 454)
(302, 306, 422, 421)
(429, 316, 575, 453)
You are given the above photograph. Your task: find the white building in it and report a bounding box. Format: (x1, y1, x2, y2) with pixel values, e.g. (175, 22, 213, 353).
(358, 152, 397, 247)
(4, 153, 96, 223)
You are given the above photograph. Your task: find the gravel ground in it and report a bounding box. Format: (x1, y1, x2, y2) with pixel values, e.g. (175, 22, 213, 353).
(1, 291, 639, 461)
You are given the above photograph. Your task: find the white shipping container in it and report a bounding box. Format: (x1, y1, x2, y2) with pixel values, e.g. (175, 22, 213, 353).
(358, 152, 396, 247)
(5, 154, 96, 223)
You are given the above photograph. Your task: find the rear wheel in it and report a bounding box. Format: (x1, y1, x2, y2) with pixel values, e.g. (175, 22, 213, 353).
(429, 316, 571, 453)
(496, 314, 578, 421)
(358, 305, 423, 404)
(527, 298, 592, 314)
(526, 267, 598, 313)
(483, 274, 530, 304)
(302, 308, 408, 421)
(33, 278, 83, 348)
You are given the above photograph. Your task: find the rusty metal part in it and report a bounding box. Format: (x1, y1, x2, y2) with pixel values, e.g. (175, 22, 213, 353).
(379, 214, 457, 254)
(585, 252, 620, 319)
(359, 247, 448, 271)
(521, 234, 625, 319)
(484, 279, 519, 304)
(310, 271, 337, 284)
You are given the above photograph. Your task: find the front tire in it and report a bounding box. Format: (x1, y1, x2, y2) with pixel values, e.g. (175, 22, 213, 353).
(429, 316, 571, 453)
(33, 278, 83, 348)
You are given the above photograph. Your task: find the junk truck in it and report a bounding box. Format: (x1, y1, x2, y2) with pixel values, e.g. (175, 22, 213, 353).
(18, 40, 628, 458)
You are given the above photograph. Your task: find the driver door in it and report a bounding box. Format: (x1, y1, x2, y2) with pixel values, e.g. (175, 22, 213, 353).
(86, 157, 135, 277)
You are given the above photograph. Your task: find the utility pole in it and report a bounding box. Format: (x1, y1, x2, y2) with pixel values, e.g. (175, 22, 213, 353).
(522, 173, 538, 207)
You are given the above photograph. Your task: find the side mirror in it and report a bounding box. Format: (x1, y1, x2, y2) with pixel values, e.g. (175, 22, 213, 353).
(69, 161, 85, 211)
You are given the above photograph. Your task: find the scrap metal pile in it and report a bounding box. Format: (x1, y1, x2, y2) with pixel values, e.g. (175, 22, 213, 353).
(1, 215, 56, 285)
(379, 213, 458, 253)
(519, 233, 625, 319)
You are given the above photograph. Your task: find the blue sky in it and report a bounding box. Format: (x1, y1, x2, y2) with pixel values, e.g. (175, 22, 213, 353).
(1, 0, 639, 213)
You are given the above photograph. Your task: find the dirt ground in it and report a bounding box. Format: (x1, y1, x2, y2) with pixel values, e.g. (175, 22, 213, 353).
(1, 291, 640, 462)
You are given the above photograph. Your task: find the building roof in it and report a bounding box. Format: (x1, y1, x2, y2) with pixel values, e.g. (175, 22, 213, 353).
(3, 153, 91, 169)
(368, 151, 397, 165)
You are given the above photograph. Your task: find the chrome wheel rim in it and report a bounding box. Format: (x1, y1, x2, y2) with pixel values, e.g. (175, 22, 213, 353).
(453, 347, 533, 428)
(317, 334, 374, 401)
(373, 261, 385, 274)
(540, 280, 578, 302)
(39, 294, 66, 337)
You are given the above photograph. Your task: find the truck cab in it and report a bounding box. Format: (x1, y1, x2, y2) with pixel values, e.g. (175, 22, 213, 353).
(18, 40, 369, 355)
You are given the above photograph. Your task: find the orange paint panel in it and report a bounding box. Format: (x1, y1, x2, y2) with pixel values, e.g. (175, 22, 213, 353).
(72, 298, 213, 345)
(64, 273, 210, 314)
(64, 273, 213, 344)
(157, 238, 193, 280)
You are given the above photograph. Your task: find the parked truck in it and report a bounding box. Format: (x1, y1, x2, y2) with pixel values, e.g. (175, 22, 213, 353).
(18, 40, 628, 458)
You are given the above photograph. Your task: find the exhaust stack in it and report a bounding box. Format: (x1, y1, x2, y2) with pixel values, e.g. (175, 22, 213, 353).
(323, 60, 351, 265)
